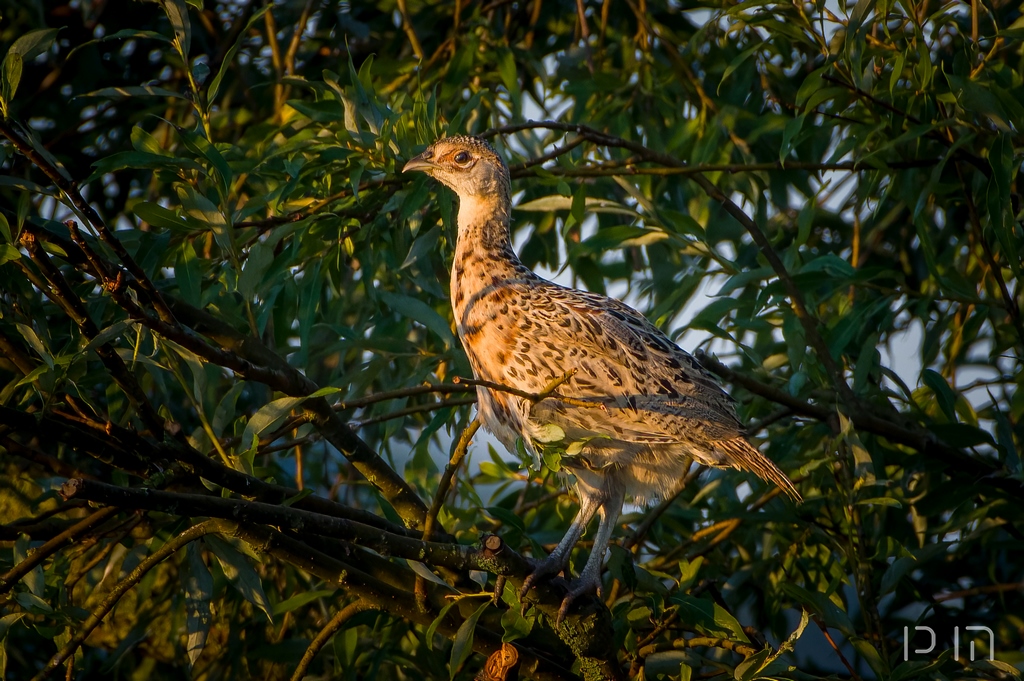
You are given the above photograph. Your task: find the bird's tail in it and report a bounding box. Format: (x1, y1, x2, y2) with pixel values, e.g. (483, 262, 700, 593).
(716, 437, 802, 502)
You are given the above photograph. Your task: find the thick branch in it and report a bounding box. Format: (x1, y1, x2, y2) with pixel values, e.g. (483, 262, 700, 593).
(232, 525, 578, 681)
(62, 479, 624, 677)
(59, 478, 519, 576)
(0, 405, 150, 475)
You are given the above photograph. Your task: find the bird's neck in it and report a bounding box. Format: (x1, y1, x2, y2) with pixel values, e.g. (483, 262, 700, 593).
(452, 193, 522, 277)
(450, 193, 530, 316)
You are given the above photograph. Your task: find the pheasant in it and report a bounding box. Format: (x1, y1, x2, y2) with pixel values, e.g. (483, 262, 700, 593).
(404, 135, 800, 621)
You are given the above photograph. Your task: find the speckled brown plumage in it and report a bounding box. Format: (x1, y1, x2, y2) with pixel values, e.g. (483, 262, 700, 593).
(404, 135, 800, 619)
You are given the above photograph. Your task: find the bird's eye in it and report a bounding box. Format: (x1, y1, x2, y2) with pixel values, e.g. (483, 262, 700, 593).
(453, 151, 471, 165)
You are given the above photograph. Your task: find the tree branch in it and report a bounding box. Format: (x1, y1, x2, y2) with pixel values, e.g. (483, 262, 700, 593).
(697, 354, 1024, 500)
(58, 478, 518, 577)
(290, 600, 374, 681)
(0, 117, 174, 322)
(20, 228, 165, 438)
(0, 507, 120, 596)
(31, 519, 222, 681)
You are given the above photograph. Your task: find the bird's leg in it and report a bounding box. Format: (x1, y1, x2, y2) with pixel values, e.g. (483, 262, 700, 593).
(519, 490, 601, 598)
(556, 487, 624, 626)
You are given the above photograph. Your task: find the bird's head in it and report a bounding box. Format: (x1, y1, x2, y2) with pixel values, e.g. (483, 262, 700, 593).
(403, 136, 510, 201)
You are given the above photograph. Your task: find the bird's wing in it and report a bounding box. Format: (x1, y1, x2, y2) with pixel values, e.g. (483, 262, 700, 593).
(509, 282, 747, 445)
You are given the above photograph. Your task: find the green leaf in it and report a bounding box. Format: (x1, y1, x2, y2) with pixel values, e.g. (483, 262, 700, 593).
(83, 320, 136, 353)
(678, 556, 704, 590)
(208, 5, 269, 102)
(780, 584, 855, 636)
(272, 590, 336, 616)
(927, 423, 996, 449)
(238, 241, 274, 299)
(1, 52, 22, 110)
(720, 42, 761, 93)
(850, 637, 888, 678)
(183, 541, 212, 668)
(87, 150, 203, 182)
(378, 291, 455, 348)
(66, 29, 170, 61)
(779, 114, 805, 163)
(176, 125, 233, 192)
(175, 241, 202, 307)
(449, 601, 489, 679)
(206, 534, 273, 623)
(401, 226, 441, 270)
(921, 369, 957, 422)
(855, 496, 902, 508)
(734, 648, 771, 681)
(9, 28, 61, 63)
(14, 592, 53, 615)
(133, 202, 198, 232)
(794, 66, 826, 109)
(0, 243, 20, 265)
(242, 396, 306, 448)
(77, 85, 187, 100)
(890, 651, 952, 681)
(495, 47, 521, 110)
(0, 175, 56, 196)
(515, 195, 638, 217)
(484, 506, 526, 532)
(533, 423, 565, 443)
(541, 447, 562, 472)
(424, 600, 457, 646)
(500, 606, 535, 643)
(670, 594, 750, 642)
(161, 0, 192, 59)
(177, 185, 231, 253)
(16, 323, 52, 368)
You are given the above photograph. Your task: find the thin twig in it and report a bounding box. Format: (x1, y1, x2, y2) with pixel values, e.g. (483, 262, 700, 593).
(636, 635, 758, 660)
(508, 135, 587, 171)
(0, 118, 175, 322)
(290, 600, 374, 681)
(20, 227, 165, 438)
(510, 157, 939, 179)
(953, 161, 1024, 347)
(31, 520, 222, 680)
(0, 507, 120, 596)
(934, 581, 1024, 603)
(351, 398, 476, 428)
(813, 616, 863, 681)
(416, 418, 482, 610)
(396, 0, 424, 59)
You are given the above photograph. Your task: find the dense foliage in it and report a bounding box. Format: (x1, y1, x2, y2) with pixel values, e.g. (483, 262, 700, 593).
(1, 1, 1022, 680)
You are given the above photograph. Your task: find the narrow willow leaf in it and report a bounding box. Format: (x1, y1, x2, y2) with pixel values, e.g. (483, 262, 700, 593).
(183, 541, 212, 668)
(449, 601, 489, 680)
(206, 534, 273, 623)
(241, 396, 306, 448)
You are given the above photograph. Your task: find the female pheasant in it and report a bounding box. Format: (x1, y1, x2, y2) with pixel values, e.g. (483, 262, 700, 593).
(404, 135, 800, 620)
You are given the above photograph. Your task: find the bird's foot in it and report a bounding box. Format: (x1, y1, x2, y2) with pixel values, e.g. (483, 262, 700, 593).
(519, 554, 568, 599)
(556, 573, 603, 627)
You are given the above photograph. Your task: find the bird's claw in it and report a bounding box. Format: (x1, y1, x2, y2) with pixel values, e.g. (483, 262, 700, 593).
(519, 555, 566, 600)
(555, 578, 603, 628)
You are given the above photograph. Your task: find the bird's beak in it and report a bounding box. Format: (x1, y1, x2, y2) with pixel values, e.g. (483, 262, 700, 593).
(403, 152, 437, 174)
